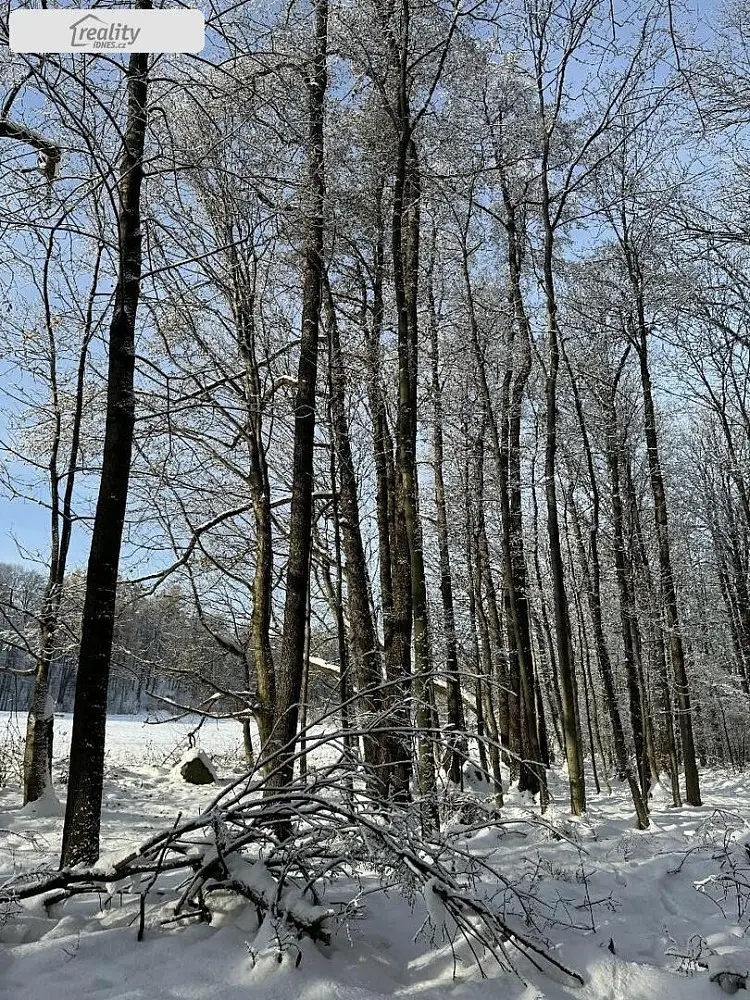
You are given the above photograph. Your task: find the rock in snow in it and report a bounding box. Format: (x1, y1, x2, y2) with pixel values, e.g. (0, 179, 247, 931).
(708, 952, 750, 994)
(175, 748, 217, 784)
(461, 760, 493, 795)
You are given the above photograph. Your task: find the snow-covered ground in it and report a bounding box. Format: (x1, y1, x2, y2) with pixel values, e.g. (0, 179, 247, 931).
(2, 712, 750, 999)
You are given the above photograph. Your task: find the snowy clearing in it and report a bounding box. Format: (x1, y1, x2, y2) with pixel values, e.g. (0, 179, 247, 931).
(2, 713, 750, 1000)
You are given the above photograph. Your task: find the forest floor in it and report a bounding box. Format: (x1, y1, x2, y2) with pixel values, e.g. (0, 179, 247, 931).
(2, 712, 750, 999)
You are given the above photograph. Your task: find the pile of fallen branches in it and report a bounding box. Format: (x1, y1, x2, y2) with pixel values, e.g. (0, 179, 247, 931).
(1, 745, 583, 986)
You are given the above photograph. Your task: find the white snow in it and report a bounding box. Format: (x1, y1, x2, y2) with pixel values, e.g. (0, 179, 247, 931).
(708, 952, 750, 978)
(422, 877, 457, 942)
(18, 782, 61, 818)
(2, 712, 750, 998)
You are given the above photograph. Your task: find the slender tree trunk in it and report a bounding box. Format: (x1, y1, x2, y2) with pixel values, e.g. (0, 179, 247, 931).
(635, 323, 701, 806)
(574, 585, 600, 795)
(315, 416, 356, 793)
(473, 437, 514, 773)
(426, 253, 467, 784)
(324, 277, 386, 787)
(227, 239, 276, 749)
(543, 298, 585, 814)
(529, 432, 564, 756)
(468, 503, 504, 805)
(60, 23, 150, 867)
(24, 243, 102, 805)
(392, 134, 437, 824)
(463, 443, 489, 779)
(501, 193, 546, 801)
(361, 179, 411, 800)
(536, 146, 585, 813)
(563, 349, 648, 824)
(603, 409, 650, 801)
(569, 495, 649, 828)
(459, 205, 545, 798)
(624, 445, 682, 806)
(269, 0, 328, 793)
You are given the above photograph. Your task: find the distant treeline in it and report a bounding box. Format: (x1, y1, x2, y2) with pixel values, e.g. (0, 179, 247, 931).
(0, 562, 338, 719)
(0, 561, 249, 715)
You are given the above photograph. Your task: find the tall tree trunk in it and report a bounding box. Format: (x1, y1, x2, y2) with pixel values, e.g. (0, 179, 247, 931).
(392, 133, 437, 824)
(459, 203, 545, 797)
(569, 495, 649, 828)
(60, 23, 149, 867)
(573, 577, 600, 796)
(226, 237, 276, 749)
(462, 440, 489, 779)
(564, 348, 648, 825)
(269, 0, 328, 793)
(426, 252, 467, 784)
(468, 499, 504, 804)
(542, 285, 585, 814)
(361, 178, 411, 800)
(328, 427, 355, 799)
(635, 322, 701, 806)
(24, 243, 101, 805)
(529, 435, 564, 759)
(624, 439, 682, 805)
(537, 120, 586, 812)
(324, 277, 386, 786)
(473, 436, 514, 771)
(500, 188, 546, 801)
(603, 407, 650, 802)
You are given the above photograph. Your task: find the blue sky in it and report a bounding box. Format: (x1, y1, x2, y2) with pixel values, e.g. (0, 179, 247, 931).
(0, 497, 91, 568)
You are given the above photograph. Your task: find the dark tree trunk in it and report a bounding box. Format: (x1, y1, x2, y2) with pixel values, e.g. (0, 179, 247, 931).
(24, 241, 102, 805)
(569, 495, 649, 828)
(361, 177, 411, 800)
(468, 500, 504, 805)
(603, 410, 650, 802)
(392, 133, 437, 824)
(426, 253, 467, 785)
(473, 437, 514, 772)
(329, 435, 355, 797)
(463, 444, 489, 779)
(324, 277, 385, 785)
(270, 0, 328, 795)
(225, 236, 276, 749)
(624, 439, 682, 805)
(572, 577, 600, 795)
(635, 323, 701, 806)
(543, 293, 585, 815)
(564, 347, 648, 826)
(500, 192, 546, 801)
(60, 26, 149, 867)
(535, 98, 585, 812)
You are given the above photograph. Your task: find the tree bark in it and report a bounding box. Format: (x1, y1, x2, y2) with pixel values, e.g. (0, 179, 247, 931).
(542, 280, 586, 815)
(268, 0, 328, 793)
(324, 276, 386, 785)
(392, 133, 437, 824)
(225, 236, 276, 749)
(60, 22, 149, 867)
(564, 348, 648, 826)
(24, 241, 102, 805)
(426, 253, 467, 785)
(624, 433, 682, 805)
(361, 177, 411, 800)
(635, 323, 701, 806)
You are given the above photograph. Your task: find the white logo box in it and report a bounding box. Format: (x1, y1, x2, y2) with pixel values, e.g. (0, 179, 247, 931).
(10, 8, 205, 53)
